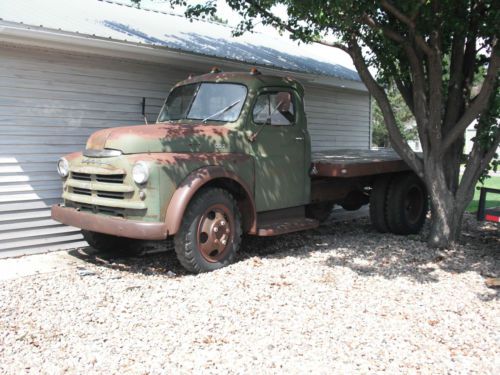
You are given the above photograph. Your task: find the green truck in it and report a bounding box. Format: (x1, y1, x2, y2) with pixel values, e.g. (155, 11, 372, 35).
(51, 69, 428, 273)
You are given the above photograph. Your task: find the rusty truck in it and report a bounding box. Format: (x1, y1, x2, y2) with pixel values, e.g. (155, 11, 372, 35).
(51, 69, 428, 273)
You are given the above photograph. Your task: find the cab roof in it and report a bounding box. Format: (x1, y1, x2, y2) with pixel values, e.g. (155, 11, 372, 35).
(174, 71, 305, 96)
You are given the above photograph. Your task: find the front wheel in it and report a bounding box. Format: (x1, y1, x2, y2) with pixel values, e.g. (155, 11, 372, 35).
(174, 188, 242, 273)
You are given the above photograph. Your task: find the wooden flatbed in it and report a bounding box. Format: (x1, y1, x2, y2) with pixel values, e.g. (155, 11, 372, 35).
(311, 149, 410, 178)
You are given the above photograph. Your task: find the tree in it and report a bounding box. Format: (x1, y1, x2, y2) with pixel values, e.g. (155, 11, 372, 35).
(142, 0, 499, 248)
(372, 84, 418, 148)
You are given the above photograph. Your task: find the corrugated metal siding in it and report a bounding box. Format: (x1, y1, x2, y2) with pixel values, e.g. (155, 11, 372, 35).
(0, 44, 195, 257)
(0, 44, 369, 257)
(304, 85, 370, 151)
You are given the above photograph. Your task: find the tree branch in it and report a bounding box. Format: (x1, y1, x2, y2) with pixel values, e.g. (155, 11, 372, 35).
(441, 39, 500, 151)
(361, 14, 404, 43)
(347, 36, 423, 176)
(380, 0, 433, 55)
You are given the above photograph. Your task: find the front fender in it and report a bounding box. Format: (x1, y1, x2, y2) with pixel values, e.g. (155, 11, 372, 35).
(164, 165, 257, 235)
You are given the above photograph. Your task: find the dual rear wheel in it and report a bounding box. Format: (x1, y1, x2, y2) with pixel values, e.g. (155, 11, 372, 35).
(370, 172, 428, 235)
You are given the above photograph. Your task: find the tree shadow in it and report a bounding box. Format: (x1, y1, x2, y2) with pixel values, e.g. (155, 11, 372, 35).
(67, 212, 499, 303)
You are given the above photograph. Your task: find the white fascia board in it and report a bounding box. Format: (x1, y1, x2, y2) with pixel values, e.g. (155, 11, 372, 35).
(0, 21, 367, 92)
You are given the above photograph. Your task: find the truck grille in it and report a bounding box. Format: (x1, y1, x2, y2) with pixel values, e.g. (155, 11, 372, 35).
(96, 191, 125, 200)
(73, 187, 92, 196)
(72, 172, 91, 181)
(71, 172, 125, 184)
(64, 171, 145, 213)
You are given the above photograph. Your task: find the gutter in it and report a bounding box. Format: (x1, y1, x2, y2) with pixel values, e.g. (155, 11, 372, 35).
(0, 21, 367, 92)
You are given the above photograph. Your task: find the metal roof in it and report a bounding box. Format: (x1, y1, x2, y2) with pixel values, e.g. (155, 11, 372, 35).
(0, 0, 360, 82)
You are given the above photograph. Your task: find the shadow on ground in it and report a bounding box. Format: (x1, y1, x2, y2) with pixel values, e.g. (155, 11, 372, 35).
(67, 213, 499, 297)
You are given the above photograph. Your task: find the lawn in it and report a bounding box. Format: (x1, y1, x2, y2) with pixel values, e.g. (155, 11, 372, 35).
(466, 176, 500, 213)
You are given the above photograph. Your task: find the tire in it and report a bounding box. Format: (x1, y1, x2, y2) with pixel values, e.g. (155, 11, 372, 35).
(81, 230, 143, 255)
(386, 173, 428, 235)
(340, 201, 363, 211)
(174, 188, 242, 273)
(306, 202, 334, 222)
(340, 191, 368, 211)
(369, 175, 392, 233)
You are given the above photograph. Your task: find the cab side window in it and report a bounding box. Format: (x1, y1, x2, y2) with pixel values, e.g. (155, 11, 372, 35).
(252, 91, 295, 126)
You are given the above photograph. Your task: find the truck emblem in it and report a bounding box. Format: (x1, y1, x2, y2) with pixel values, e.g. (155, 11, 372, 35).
(82, 158, 110, 166)
(215, 143, 226, 150)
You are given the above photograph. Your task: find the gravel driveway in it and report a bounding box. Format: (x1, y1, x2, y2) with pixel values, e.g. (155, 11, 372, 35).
(0, 214, 498, 374)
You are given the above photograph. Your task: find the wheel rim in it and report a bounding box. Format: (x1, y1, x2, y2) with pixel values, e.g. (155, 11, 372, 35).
(196, 204, 234, 262)
(405, 185, 425, 224)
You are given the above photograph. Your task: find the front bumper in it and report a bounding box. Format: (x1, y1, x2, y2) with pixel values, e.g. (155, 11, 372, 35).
(51, 204, 167, 240)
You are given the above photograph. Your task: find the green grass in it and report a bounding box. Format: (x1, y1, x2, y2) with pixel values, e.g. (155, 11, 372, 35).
(466, 176, 500, 213)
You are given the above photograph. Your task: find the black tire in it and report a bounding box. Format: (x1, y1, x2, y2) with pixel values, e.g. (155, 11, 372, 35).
(174, 188, 242, 273)
(369, 175, 392, 233)
(340, 191, 368, 211)
(340, 201, 363, 211)
(81, 230, 143, 255)
(306, 202, 334, 222)
(386, 173, 428, 234)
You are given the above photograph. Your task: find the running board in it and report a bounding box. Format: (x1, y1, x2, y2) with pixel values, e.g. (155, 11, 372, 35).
(256, 217, 319, 236)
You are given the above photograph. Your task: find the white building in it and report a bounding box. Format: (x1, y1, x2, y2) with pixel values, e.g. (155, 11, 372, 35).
(0, 0, 370, 256)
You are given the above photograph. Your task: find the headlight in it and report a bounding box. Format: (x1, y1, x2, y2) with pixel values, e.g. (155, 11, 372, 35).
(57, 158, 69, 178)
(132, 161, 149, 184)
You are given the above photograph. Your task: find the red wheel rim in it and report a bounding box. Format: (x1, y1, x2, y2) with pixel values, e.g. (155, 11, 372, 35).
(196, 204, 234, 262)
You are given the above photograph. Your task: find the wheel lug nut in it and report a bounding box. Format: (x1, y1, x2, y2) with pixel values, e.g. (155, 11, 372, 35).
(213, 227, 219, 233)
(221, 239, 227, 245)
(226, 228, 230, 233)
(220, 221, 225, 226)
(214, 239, 219, 244)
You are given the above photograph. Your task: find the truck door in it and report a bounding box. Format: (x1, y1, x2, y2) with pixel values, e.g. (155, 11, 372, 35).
(250, 88, 309, 211)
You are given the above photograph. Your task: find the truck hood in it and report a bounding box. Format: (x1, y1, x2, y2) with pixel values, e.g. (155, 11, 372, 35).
(86, 123, 237, 154)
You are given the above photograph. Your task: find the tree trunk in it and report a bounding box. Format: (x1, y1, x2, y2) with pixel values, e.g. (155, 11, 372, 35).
(424, 151, 469, 248)
(428, 200, 465, 248)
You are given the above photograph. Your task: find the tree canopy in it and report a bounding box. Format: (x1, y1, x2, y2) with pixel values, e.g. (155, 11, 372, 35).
(139, 0, 500, 247)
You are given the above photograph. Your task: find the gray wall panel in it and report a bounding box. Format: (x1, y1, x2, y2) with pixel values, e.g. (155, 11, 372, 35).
(0, 44, 369, 256)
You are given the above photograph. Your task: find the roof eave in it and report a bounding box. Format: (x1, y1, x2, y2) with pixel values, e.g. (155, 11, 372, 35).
(0, 21, 368, 92)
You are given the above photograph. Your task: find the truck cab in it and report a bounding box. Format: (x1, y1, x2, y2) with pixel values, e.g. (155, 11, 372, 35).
(52, 69, 428, 273)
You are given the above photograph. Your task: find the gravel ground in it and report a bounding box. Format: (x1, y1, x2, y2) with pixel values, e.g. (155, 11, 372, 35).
(0, 213, 498, 374)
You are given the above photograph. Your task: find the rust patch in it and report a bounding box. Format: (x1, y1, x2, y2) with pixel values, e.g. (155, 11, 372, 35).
(104, 124, 231, 142)
(86, 128, 114, 150)
(51, 205, 166, 240)
(312, 160, 409, 178)
(127, 152, 251, 165)
(65, 151, 82, 161)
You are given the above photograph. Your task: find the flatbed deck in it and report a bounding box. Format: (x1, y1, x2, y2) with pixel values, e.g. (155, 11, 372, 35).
(311, 149, 410, 178)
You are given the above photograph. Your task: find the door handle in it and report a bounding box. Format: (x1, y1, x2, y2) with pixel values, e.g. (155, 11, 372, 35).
(295, 137, 304, 141)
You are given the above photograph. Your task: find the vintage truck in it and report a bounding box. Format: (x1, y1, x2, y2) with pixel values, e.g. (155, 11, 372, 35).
(51, 68, 428, 273)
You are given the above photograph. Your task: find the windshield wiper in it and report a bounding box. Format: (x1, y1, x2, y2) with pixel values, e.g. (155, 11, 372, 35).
(202, 100, 241, 123)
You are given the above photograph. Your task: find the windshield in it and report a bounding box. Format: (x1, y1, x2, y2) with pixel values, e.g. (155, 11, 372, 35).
(157, 83, 247, 123)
